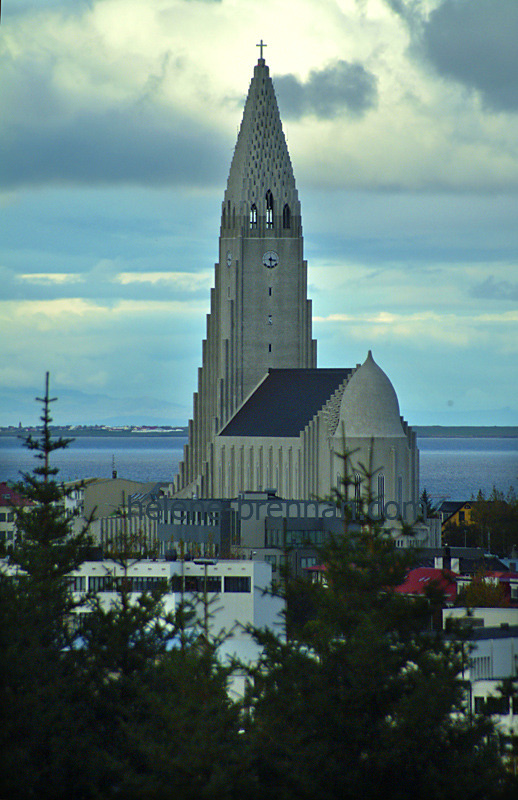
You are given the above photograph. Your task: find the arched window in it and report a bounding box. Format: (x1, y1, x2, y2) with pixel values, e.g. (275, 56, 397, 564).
(282, 203, 291, 229)
(377, 474, 385, 514)
(250, 203, 257, 228)
(266, 190, 274, 228)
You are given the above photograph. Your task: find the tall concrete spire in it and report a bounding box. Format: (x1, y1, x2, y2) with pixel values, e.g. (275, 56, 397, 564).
(224, 58, 300, 223)
(173, 55, 316, 497)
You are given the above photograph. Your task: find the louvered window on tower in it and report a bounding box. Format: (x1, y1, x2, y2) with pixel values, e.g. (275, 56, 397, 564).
(283, 203, 291, 229)
(250, 203, 257, 228)
(266, 190, 274, 228)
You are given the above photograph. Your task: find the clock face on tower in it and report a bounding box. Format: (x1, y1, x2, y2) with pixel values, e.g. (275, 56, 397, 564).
(262, 250, 279, 269)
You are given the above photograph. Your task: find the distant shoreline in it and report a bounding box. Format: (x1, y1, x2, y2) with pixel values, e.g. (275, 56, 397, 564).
(1, 425, 517, 438)
(415, 426, 518, 438)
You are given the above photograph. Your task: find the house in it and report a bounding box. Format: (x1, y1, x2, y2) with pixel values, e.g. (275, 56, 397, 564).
(0, 481, 35, 549)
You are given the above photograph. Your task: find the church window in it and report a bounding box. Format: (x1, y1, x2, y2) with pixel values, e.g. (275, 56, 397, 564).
(250, 203, 258, 228)
(268, 344, 272, 352)
(283, 203, 291, 229)
(268, 315, 272, 325)
(378, 474, 385, 510)
(269, 287, 272, 296)
(354, 472, 362, 516)
(266, 190, 274, 228)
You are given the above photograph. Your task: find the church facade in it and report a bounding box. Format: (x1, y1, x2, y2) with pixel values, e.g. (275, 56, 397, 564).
(173, 54, 420, 526)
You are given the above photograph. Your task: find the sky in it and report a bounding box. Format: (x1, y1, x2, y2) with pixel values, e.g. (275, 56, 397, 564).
(1, 0, 517, 427)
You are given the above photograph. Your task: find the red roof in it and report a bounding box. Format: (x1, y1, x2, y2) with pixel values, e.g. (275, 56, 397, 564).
(0, 482, 34, 508)
(395, 567, 457, 601)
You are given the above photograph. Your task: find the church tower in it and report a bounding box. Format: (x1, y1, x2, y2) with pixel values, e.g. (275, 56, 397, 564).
(173, 51, 317, 496)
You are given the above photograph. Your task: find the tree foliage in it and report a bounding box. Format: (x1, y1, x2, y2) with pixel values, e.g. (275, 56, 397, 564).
(0, 376, 244, 800)
(0, 387, 515, 799)
(457, 568, 510, 608)
(470, 487, 518, 556)
(242, 460, 511, 800)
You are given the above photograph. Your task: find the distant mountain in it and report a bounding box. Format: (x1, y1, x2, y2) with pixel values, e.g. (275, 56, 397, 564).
(0, 386, 189, 428)
(2, 384, 517, 429)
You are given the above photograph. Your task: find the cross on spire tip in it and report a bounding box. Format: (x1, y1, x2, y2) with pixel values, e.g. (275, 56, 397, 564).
(256, 39, 267, 61)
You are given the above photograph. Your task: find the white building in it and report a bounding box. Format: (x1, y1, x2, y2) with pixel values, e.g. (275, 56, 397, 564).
(70, 558, 284, 697)
(445, 607, 518, 749)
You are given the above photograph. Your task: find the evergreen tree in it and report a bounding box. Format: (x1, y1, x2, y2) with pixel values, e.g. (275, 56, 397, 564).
(420, 487, 438, 519)
(73, 556, 246, 799)
(242, 459, 511, 800)
(0, 374, 95, 799)
(0, 376, 247, 799)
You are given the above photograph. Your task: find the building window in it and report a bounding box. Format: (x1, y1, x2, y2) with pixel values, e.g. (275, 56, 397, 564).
(269, 287, 272, 296)
(170, 575, 222, 594)
(68, 576, 86, 592)
(250, 203, 257, 227)
(224, 576, 251, 593)
(282, 203, 290, 228)
(264, 554, 277, 570)
(266, 190, 274, 228)
(474, 696, 485, 714)
(485, 696, 509, 716)
(300, 556, 317, 569)
(89, 575, 113, 592)
(268, 314, 272, 325)
(268, 344, 272, 352)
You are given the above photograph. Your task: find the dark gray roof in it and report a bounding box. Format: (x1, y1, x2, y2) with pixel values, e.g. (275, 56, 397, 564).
(218, 368, 352, 437)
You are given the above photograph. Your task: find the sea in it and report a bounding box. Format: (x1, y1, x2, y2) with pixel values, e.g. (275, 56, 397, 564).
(1, 435, 517, 503)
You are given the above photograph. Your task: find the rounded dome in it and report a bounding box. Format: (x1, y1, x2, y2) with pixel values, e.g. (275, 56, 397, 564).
(339, 351, 405, 438)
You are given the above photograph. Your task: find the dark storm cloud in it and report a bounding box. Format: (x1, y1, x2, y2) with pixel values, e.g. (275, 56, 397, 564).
(0, 107, 229, 189)
(274, 61, 377, 120)
(421, 0, 518, 112)
(0, 49, 229, 189)
(470, 275, 518, 301)
(379, 1, 518, 113)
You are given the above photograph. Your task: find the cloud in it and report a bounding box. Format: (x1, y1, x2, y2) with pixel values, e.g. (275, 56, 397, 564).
(0, 2, 231, 189)
(275, 60, 378, 120)
(0, 260, 214, 304)
(0, 103, 228, 189)
(470, 275, 518, 301)
(421, 0, 518, 113)
(381, 0, 428, 27)
(18, 273, 84, 285)
(115, 271, 213, 291)
(313, 309, 518, 350)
